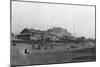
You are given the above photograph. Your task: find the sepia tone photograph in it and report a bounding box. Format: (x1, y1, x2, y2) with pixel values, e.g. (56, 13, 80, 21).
(11, 0, 96, 67)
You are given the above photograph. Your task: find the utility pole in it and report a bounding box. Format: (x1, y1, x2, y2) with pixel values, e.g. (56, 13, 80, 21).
(73, 24, 76, 45)
(73, 24, 76, 37)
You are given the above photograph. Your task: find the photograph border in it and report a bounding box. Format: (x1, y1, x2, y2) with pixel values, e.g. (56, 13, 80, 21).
(10, 0, 96, 66)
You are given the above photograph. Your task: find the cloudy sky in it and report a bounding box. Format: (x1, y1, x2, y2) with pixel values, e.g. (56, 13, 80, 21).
(12, 1, 95, 38)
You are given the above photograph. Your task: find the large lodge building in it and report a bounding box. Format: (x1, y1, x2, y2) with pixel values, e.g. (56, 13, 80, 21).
(16, 27, 76, 42)
(16, 28, 60, 41)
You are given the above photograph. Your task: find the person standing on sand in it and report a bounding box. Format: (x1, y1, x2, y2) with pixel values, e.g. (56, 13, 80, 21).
(12, 42, 16, 46)
(24, 49, 29, 54)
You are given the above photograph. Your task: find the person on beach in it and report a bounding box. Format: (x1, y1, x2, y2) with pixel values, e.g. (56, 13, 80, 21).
(12, 42, 16, 46)
(24, 49, 29, 54)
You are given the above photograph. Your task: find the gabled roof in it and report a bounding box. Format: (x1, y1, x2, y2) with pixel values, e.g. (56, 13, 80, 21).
(20, 28, 42, 34)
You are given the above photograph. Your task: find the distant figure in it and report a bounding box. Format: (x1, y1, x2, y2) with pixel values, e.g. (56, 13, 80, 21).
(24, 49, 29, 54)
(11, 65, 16, 67)
(12, 42, 16, 46)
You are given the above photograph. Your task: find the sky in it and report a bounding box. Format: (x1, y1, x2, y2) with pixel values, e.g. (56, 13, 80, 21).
(12, 1, 95, 38)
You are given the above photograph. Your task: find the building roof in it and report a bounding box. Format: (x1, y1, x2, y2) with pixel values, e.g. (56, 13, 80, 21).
(20, 28, 43, 34)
